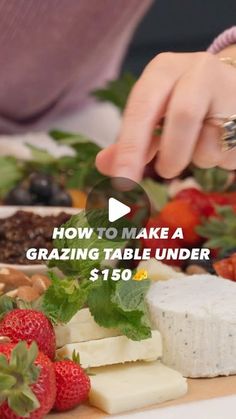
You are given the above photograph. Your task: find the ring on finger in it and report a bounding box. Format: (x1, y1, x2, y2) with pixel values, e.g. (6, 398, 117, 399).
(205, 114, 236, 151)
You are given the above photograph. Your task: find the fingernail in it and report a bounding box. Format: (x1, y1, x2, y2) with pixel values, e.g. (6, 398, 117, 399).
(112, 176, 134, 191)
(114, 166, 133, 178)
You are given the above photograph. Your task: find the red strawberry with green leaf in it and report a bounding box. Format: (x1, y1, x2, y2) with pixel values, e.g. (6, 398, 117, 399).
(158, 199, 202, 246)
(0, 341, 56, 418)
(141, 218, 183, 267)
(0, 309, 56, 360)
(53, 352, 90, 412)
(175, 188, 215, 217)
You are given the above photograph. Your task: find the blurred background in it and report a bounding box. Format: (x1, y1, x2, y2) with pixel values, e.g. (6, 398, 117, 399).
(123, 0, 236, 74)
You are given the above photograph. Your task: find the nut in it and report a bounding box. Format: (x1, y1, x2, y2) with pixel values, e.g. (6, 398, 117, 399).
(186, 265, 208, 275)
(5, 289, 18, 298)
(0, 336, 11, 343)
(31, 274, 51, 295)
(17, 286, 39, 302)
(0, 268, 31, 291)
(172, 266, 182, 273)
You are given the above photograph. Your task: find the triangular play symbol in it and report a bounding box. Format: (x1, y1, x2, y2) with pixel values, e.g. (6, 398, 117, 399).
(108, 197, 131, 222)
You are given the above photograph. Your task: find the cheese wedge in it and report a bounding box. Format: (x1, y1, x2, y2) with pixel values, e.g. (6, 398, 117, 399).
(57, 331, 162, 368)
(89, 361, 187, 414)
(55, 308, 120, 347)
(139, 258, 185, 281)
(147, 274, 236, 377)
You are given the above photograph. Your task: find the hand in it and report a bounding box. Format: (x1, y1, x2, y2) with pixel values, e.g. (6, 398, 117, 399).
(96, 51, 236, 181)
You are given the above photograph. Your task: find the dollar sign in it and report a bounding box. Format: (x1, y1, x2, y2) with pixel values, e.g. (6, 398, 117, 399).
(89, 268, 99, 282)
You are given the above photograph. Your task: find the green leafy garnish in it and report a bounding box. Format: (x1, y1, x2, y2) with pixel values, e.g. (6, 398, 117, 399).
(49, 130, 105, 189)
(192, 167, 229, 192)
(42, 271, 152, 340)
(42, 272, 92, 324)
(87, 278, 151, 341)
(141, 178, 168, 211)
(26, 144, 55, 165)
(0, 129, 106, 199)
(42, 209, 152, 340)
(92, 73, 137, 112)
(49, 130, 93, 145)
(49, 210, 124, 277)
(112, 279, 151, 311)
(197, 206, 236, 255)
(0, 157, 23, 198)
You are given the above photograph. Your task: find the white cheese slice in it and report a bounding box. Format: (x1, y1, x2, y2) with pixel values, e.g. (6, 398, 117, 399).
(89, 360, 187, 414)
(57, 331, 162, 368)
(139, 258, 185, 281)
(147, 274, 236, 377)
(55, 308, 120, 347)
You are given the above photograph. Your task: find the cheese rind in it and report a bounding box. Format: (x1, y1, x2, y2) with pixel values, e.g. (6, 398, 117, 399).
(147, 274, 236, 377)
(56, 331, 162, 368)
(89, 361, 187, 414)
(55, 308, 119, 347)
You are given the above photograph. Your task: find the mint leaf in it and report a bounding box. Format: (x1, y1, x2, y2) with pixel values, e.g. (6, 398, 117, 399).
(49, 130, 91, 143)
(49, 210, 125, 277)
(49, 130, 100, 153)
(46, 207, 152, 340)
(26, 144, 55, 165)
(49, 131, 105, 189)
(87, 280, 122, 327)
(112, 279, 152, 340)
(92, 73, 137, 112)
(42, 272, 90, 324)
(87, 279, 152, 341)
(112, 279, 151, 311)
(141, 178, 168, 211)
(0, 157, 23, 198)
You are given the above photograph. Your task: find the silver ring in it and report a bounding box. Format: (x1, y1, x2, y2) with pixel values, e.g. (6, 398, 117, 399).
(155, 114, 236, 152)
(205, 114, 236, 151)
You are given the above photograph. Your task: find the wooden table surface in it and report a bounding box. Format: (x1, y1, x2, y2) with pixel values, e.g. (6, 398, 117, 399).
(47, 375, 236, 418)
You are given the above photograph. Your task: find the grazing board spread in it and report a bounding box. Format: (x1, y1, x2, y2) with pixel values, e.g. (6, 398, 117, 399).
(0, 124, 236, 417)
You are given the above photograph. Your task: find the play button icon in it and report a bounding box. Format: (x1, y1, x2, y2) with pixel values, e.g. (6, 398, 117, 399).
(108, 198, 131, 222)
(86, 177, 151, 241)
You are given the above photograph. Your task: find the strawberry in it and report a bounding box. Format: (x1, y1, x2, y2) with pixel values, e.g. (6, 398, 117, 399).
(214, 258, 234, 281)
(0, 341, 56, 418)
(214, 252, 236, 281)
(53, 356, 90, 412)
(158, 199, 202, 246)
(0, 309, 56, 360)
(177, 189, 236, 218)
(141, 218, 183, 267)
(209, 192, 236, 207)
(175, 188, 214, 217)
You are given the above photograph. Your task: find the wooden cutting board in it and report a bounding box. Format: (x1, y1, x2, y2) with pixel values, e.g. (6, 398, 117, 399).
(47, 375, 236, 418)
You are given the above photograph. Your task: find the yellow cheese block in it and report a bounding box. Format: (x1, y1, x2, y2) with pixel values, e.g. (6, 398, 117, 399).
(89, 360, 188, 414)
(55, 308, 120, 347)
(139, 258, 184, 281)
(57, 331, 162, 368)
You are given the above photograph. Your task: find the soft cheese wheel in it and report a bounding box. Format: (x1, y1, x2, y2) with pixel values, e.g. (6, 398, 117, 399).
(147, 274, 236, 378)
